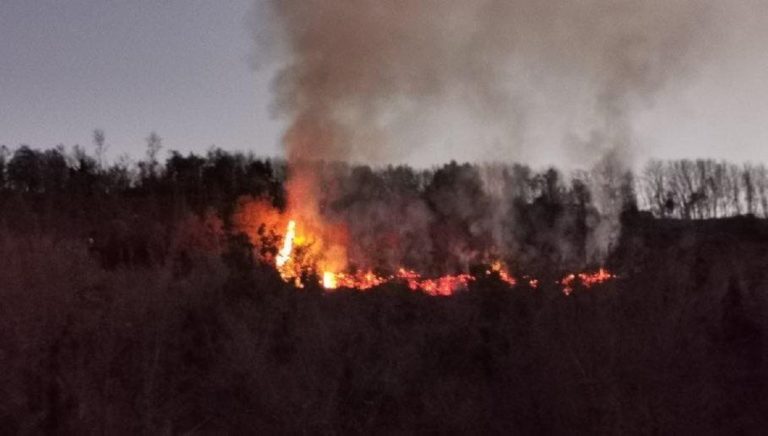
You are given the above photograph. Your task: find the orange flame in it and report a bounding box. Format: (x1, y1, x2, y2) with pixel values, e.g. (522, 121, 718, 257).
(234, 198, 617, 296)
(487, 261, 517, 286)
(276, 220, 296, 268)
(560, 268, 617, 296)
(271, 217, 617, 295)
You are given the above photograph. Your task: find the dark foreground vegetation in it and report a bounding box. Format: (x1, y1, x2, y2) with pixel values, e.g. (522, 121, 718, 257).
(0, 141, 766, 433)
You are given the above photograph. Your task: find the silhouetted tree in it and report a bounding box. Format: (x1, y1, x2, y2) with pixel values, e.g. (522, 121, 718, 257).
(140, 132, 163, 182)
(425, 162, 494, 273)
(165, 151, 206, 204)
(68, 145, 99, 195)
(93, 129, 107, 171)
(0, 145, 8, 190)
(105, 154, 134, 193)
(8, 146, 42, 192)
(637, 159, 768, 219)
(40, 147, 68, 193)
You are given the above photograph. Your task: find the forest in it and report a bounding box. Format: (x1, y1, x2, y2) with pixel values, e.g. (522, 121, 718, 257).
(0, 137, 766, 433)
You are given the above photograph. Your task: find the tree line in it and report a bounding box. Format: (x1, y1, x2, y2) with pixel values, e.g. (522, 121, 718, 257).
(1, 133, 766, 224)
(639, 159, 768, 219)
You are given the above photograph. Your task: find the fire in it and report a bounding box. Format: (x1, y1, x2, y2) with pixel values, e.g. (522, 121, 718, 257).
(275, 219, 305, 286)
(398, 269, 474, 296)
(272, 217, 349, 288)
(321, 270, 388, 290)
(236, 199, 617, 296)
(322, 271, 338, 289)
(230, 138, 620, 296)
(487, 261, 517, 286)
(270, 217, 616, 295)
(276, 220, 296, 268)
(560, 268, 617, 296)
(269, 216, 487, 294)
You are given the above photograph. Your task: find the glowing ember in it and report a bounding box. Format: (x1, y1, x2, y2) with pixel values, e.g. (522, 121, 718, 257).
(580, 268, 616, 287)
(561, 268, 617, 295)
(393, 269, 471, 296)
(321, 270, 389, 290)
(486, 261, 517, 286)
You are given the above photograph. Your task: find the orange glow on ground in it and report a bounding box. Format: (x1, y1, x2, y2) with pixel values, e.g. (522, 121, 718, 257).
(560, 268, 617, 295)
(235, 200, 617, 296)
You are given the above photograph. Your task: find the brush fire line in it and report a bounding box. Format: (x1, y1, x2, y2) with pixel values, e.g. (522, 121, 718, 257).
(272, 219, 615, 296)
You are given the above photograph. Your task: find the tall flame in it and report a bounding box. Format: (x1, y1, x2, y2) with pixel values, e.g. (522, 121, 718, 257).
(276, 220, 296, 268)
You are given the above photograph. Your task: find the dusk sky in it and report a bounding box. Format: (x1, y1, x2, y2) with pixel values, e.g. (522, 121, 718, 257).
(2, 0, 768, 167)
(1, 0, 284, 162)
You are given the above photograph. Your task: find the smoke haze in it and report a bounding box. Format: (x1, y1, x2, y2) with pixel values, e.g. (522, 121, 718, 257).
(255, 0, 726, 167)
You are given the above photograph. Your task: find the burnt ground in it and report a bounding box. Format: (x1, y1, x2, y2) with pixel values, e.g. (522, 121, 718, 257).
(1, 214, 767, 434)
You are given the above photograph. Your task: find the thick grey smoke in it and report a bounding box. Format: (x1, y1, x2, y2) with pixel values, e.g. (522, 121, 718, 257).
(250, 0, 735, 267)
(254, 0, 719, 166)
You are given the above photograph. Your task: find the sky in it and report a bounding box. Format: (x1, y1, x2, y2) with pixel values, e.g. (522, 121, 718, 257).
(0, 0, 284, 162)
(2, 0, 768, 168)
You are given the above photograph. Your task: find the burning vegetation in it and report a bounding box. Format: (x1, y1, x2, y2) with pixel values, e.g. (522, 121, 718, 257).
(228, 158, 616, 296)
(248, 211, 616, 296)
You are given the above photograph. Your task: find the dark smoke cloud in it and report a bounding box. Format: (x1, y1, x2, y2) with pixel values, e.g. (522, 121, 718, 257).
(254, 0, 721, 166)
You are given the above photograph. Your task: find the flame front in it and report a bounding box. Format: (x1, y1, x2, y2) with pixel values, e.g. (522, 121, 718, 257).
(278, 219, 615, 295)
(561, 268, 617, 295)
(239, 202, 616, 296)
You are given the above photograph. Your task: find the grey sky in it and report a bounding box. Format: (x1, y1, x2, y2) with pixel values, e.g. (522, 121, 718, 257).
(0, 0, 283, 162)
(2, 1, 768, 167)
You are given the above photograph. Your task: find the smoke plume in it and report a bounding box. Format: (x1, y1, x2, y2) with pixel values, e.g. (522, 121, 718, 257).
(249, 0, 734, 268)
(255, 0, 720, 166)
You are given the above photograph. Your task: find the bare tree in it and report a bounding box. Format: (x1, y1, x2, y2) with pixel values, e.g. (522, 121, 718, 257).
(636, 159, 768, 219)
(727, 163, 742, 216)
(641, 160, 667, 217)
(743, 164, 756, 216)
(753, 164, 768, 218)
(93, 129, 107, 171)
(145, 132, 163, 178)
